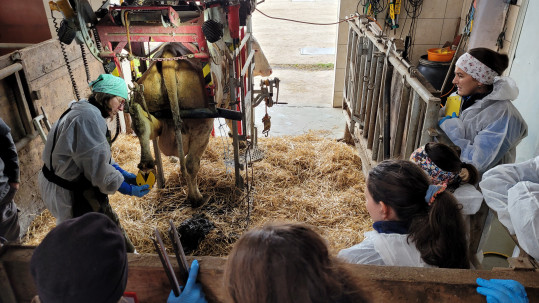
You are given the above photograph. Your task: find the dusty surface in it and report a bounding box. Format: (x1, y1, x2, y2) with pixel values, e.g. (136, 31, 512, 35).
(250, 0, 344, 138)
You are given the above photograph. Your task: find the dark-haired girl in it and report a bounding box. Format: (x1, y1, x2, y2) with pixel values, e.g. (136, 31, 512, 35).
(338, 160, 470, 269)
(410, 142, 482, 218)
(439, 48, 527, 174)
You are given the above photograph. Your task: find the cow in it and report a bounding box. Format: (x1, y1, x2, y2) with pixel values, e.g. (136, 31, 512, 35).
(130, 43, 213, 207)
(129, 38, 272, 207)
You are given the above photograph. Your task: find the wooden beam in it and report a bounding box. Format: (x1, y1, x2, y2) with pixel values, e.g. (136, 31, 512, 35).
(1, 246, 538, 303)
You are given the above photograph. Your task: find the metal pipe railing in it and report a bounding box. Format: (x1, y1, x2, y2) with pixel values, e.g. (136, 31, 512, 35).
(342, 16, 441, 170)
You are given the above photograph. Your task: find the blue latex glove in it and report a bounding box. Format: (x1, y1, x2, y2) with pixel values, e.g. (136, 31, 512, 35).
(167, 260, 207, 303)
(112, 163, 137, 185)
(438, 112, 458, 126)
(476, 278, 529, 303)
(118, 181, 150, 197)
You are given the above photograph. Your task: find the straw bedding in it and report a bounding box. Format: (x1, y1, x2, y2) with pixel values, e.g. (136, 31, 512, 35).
(24, 132, 371, 256)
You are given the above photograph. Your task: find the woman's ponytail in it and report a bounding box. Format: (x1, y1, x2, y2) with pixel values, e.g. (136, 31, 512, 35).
(408, 191, 470, 269)
(460, 162, 479, 185)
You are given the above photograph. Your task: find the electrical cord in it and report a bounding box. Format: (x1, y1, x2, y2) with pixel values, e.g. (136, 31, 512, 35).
(255, 8, 359, 25)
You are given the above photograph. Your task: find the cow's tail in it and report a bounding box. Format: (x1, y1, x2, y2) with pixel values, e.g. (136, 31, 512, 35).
(162, 55, 188, 179)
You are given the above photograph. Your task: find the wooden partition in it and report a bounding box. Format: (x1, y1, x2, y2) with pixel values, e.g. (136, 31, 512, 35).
(1, 246, 538, 303)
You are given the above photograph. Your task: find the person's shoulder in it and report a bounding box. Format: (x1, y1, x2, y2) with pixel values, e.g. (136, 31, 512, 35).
(70, 101, 104, 124)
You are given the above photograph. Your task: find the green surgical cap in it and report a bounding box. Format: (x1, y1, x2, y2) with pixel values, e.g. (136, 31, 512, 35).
(89, 74, 128, 100)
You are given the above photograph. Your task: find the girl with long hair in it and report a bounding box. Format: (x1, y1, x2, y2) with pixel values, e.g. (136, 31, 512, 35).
(339, 160, 470, 269)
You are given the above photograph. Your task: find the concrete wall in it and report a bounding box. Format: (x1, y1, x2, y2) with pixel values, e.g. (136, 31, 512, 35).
(333, 0, 466, 107)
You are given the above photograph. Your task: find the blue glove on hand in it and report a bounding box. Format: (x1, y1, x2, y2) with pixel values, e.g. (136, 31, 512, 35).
(477, 278, 529, 303)
(438, 112, 458, 126)
(112, 163, 137, 185)
(118, 182, 150, 197)
(167, 260, 207, 303)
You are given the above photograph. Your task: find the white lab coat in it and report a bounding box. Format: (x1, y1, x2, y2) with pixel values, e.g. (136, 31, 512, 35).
(337, 230, 435, 268)
(479, 156, 539, 260)
(38, 100, 123, 223)
(440, 77, 527, 174)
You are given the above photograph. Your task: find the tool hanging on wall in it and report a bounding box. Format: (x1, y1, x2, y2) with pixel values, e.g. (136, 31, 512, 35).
(386, 0, 401, 33)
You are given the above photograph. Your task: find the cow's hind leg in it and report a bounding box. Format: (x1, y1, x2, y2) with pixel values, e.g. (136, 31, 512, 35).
(184, 118, 214, 207)
(130, 103, 160, 170)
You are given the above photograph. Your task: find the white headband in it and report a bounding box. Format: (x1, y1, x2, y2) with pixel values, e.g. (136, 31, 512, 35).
(456, 52, 499, 85)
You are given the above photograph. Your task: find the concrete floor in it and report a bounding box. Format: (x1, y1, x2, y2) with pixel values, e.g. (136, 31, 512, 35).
(250, 0, 344, 139)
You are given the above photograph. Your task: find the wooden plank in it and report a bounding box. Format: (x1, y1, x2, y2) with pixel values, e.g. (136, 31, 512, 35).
(0, 261, 17, 303)
(2, 246, 538, 303)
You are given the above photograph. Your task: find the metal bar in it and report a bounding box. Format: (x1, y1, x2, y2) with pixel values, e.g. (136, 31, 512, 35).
(356, 37, 367, 123)
(419, 97, 441, 146)
(391, 82, 411, 158)
(383, 64, 393, 159)
(233, 32, 251, 57)
(168, 220, 189, 283)
(388, 56, 434, 104)
(371, 58, 387, 160)
(152, 229, 181, 296)
(415, 101, 426, 148)
(367, 54, 384, 148)
(0, 63, 23, 81)
(363, 48, 378, 138)
(343, 27, 354, 102)
(347, 32, 359, 131)
(403, 91, 421, 158)
(240, 49, 255, 77)
(352, 36, 365, 120)
(360, 40, 373, 125)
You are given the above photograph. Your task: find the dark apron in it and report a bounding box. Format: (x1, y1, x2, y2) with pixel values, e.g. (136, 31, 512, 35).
(41, 108, 135, 252)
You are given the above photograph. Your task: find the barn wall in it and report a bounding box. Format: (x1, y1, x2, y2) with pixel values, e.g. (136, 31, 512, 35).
(333, 0, 466, 107)
(0, 40, 104, 237)
(0, 0, 52, 56)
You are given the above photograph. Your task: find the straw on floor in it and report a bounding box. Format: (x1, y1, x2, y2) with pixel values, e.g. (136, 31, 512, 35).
(24, 132, 371, 256)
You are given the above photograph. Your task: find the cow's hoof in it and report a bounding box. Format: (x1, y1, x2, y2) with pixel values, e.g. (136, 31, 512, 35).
(189, 195, 211, 208)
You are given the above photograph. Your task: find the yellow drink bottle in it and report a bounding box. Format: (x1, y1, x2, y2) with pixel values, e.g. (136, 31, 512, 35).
(445, 94, 462, 117)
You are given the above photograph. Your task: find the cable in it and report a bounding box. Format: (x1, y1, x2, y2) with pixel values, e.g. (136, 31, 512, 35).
(483, 251, 510, 259)
(440, 84, 455, 98)
(255, 8, 359, 26)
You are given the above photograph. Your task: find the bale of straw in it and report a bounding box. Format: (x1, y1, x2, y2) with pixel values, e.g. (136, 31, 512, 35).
(23, 132, 371, 256)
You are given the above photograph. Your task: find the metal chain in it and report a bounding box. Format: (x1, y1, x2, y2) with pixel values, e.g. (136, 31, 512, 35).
(132, 54, 194, 62)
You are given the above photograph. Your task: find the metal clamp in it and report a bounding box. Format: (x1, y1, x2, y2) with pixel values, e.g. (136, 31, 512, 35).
(32, 106, 52, 144)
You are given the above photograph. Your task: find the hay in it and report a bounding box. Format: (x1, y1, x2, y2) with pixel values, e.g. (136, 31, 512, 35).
(23, 132, 372, 256)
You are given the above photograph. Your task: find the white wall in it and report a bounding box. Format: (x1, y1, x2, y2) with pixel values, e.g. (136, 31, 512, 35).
(508, 0, 539, 162)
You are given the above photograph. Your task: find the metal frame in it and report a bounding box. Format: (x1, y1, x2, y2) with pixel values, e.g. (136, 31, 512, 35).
(343, 16, 440, 176)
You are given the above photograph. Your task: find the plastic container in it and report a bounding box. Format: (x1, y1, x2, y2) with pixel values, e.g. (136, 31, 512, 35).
(417, 55, 454, 91)
(427, 48, 456, 62)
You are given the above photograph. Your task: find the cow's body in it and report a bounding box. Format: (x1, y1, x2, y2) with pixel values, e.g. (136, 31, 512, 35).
(130, 43, 213, 206)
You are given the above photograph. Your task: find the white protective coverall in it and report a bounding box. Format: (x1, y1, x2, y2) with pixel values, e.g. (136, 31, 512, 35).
(337, 230, 435, 267)
(479, 156, 539, 260)
(454, 183, 483, 216)
(440, 77, 527, 174)
(38, 100, 124, 223)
